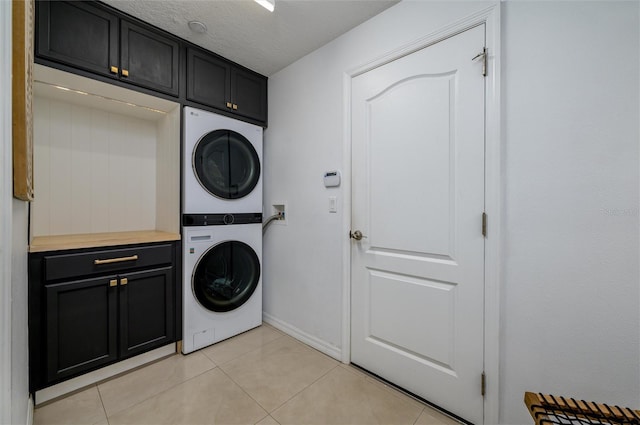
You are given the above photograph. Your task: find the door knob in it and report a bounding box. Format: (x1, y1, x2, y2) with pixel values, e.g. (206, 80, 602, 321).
(350, 230, 366, 240)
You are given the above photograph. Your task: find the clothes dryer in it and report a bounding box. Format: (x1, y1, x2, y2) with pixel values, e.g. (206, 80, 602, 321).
(182, 218, 262, 353)
(183, 107, 263, 214)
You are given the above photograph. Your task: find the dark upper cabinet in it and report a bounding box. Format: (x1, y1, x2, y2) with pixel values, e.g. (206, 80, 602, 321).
(36, 0, 180, 96)
(35, 1, 267, 124)
(45, 276, 118, 383)
(187, 48, 231, 112)
(187, 47, 268, 124)
(231, 67, 268, 123)
(120, 21, 180, 96)
(36, 1, 119, 78)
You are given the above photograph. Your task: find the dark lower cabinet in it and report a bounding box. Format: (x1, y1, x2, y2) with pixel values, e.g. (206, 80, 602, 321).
(119, 267, 175, 359)
(45, 276, 118, 383)
(29, 242, 178, 392)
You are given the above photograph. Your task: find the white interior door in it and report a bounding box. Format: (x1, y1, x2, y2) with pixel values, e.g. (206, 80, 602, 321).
(350, 24, 486, 424)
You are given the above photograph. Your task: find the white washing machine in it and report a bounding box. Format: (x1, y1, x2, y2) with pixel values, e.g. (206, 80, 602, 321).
(183, 106, 263, 215)
(182, 221, 262, 354)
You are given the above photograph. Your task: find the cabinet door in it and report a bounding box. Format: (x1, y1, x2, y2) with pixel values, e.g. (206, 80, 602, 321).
(36, 1, 119, 78)
(119, 267, 175, 359)
(45, 276, 118, 383)
(231, 67, 268, 123)
(186, 48, 231, 111)
(120, 21, 180, 96)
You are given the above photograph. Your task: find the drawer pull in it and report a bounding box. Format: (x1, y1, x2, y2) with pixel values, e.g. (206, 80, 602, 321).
(94, 255, 139, 265)
(109, 279, 118, 287)
(120, 278, 128, 286)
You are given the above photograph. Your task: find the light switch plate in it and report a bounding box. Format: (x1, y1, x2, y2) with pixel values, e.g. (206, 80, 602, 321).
(329, 196, 337, 213)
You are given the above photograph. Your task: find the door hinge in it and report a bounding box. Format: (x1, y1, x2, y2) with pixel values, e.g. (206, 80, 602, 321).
(482, 212, 487, 237)
(472, 47, 487, 77)
(481, 372, 486, 396)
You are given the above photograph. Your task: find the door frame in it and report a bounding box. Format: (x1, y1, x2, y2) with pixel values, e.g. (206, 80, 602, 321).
(340, 4, 501, 424)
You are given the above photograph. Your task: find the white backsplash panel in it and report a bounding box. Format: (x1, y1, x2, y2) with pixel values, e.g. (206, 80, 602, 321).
(33, 97, 158, 236)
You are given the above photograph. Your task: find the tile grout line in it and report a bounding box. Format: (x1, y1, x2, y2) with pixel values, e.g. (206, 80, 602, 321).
(264, 337, 359, 413)
(215, 342, 340, 416)
(412, 407, 427, 425)
(102, 327, 284, 420)
(198, 329, 305, 419)
(265, 362, 342, 416)
(251, 332, 344, 415)
(270, 414, 282, 425)
(98, 354, 219, 420)
(203, 332, 287, 368)
(215, 339, 341, 417)
(216, 365, 270, 412)
(351, 365, 464, 424)
(95, 384, 110, 425)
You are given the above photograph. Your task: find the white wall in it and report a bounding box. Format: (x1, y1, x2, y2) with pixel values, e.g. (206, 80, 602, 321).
(0, 2, 13, 422)
(263, 0, 493, 356)
(1, 1, 31, 424)
(500, 2, 639, 423)
(265, 1, 639, 423)
(12, 199, 30, 425)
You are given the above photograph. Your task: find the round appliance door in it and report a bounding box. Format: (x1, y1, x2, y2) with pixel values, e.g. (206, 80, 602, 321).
(192, 241, 260, 312)
(192, 129, 260, 199)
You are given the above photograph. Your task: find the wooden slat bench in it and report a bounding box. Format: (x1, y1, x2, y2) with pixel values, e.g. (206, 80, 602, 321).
(525, 392, 640, 425)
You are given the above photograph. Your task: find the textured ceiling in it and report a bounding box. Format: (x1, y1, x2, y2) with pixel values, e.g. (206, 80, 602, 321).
(101, 0, 400, 76)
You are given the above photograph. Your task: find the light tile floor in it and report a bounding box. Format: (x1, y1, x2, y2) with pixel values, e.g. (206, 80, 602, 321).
(34, 324, 461, 425)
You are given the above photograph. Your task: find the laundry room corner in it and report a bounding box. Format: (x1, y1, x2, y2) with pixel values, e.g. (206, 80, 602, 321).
(261, 0, 496, 363)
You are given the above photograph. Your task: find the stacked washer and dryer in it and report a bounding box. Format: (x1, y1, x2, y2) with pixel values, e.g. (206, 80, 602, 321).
(182, 106, 263, 354)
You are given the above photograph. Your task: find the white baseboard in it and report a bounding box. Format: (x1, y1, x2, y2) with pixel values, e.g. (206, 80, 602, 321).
(35, 343, 176, 405)
(263, 313, 342, 360)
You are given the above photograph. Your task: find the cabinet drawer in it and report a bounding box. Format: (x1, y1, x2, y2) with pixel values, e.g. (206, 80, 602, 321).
(44, 244, 173, 281)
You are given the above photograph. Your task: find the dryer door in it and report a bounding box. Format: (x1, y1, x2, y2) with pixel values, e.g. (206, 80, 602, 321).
(192, 241, 260, 312)
(192, 130, 261, 199)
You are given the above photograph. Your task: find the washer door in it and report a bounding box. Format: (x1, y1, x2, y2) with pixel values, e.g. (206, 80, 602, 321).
(192, 129, 260, 199)
(192, 241, 260, 312)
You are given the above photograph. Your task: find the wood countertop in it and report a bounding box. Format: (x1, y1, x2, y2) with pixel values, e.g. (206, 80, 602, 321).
(29, 230, 181, 253)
